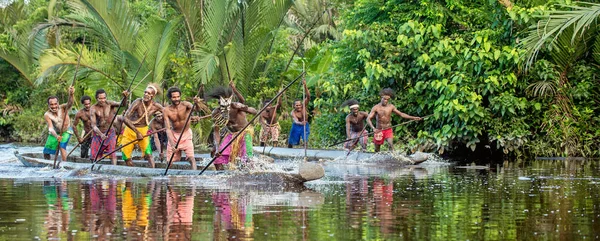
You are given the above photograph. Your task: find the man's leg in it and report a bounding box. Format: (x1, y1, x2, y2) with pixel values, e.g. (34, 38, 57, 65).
(44, 154, 51, 160)
(385, 138, 394, 152)
(374, 144, 381, 152)
(81, 138, 91, 159)
(60, 148, 68, 162)
(145, 155, 155, 168)
(260, 142, 265, 147)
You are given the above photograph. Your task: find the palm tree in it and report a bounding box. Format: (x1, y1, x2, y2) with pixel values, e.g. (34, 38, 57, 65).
(0, 0, 43, 85)
(521, 2, 600, 155)
(169, 0, 293, 93)
(34, 0, 177, 97)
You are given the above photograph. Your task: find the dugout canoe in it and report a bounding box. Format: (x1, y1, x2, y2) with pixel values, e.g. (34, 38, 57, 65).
(255, 147, 429, 165)
(14, 152, 323, 184)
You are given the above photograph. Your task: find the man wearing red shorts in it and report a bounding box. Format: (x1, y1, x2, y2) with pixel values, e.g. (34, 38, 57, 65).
(367, 88, 422, 152)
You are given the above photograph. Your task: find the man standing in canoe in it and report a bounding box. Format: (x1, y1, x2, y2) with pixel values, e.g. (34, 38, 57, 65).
(163, 86, 208, 170)
(343, 99, 369, 151)
(43, 86, 75, 161)
(287, 77, 310, 148)
(209, 86, 257, 170)
(367, 88, 422, 152)
(90, 89, 132, 165)
(149, 111, 167, 162)
(121, 83, 163, 167)
(259, 95, 282, 147)
(72, 95, 92, 158)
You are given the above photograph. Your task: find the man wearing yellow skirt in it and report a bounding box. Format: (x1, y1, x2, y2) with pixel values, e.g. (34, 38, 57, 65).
(121, 84, 163, 167)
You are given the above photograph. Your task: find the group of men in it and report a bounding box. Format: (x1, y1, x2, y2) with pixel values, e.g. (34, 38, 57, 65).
(43, 78, 421, 171)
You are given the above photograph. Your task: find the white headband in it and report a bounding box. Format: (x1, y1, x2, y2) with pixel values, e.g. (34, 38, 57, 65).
(349, 104, 359, 109)
(147, 85, 158, 95)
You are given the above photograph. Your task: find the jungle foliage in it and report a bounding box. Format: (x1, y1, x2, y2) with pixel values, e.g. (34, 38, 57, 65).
(0, 0, 599, 159)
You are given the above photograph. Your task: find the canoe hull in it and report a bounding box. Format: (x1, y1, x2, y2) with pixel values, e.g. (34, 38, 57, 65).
(14, 152, 321, 183)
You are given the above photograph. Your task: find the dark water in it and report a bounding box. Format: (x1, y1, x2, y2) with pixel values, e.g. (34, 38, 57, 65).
(1, 144, 600, 240)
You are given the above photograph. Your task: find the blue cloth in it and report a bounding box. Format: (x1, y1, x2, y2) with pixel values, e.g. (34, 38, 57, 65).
(288, 122, 310, 146)
(43, 132, 71, 155)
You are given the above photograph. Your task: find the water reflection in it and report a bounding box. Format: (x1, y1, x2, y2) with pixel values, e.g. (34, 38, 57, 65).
(1, 155, 600, 240)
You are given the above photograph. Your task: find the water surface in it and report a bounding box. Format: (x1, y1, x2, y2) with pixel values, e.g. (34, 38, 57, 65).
(0, 144, 599, 240)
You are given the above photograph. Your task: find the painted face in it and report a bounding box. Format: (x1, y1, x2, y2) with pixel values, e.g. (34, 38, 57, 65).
(96, 93, 107, 105)
(170, 91, 181, 105)
(218, 96, 232, 111)
(144, 87, 155, 102)
(154, 112, 163, 121)
(380, 95, 391, 106)
(294, 101, 303, 111)
(351, 107, 359, 116)
(82, 99, 91, 111)
(48, 98, 59, 113)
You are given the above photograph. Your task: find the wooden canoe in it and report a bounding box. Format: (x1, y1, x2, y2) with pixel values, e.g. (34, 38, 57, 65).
(14, 152, 323, 184)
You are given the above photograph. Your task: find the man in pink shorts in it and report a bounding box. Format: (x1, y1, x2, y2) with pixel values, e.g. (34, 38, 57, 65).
(163, 87, 205, 170)
(367, 88, 422, 152)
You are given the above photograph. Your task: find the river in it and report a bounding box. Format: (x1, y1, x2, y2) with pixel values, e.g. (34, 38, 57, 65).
(0, 143, 599, 240)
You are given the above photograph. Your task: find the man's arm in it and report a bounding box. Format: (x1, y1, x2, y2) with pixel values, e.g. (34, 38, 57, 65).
(90, 108, 104, 138)
(345, 115, 351, 138)
(110, 90, 129, 108)
(63, 86, 75, 111)
(367, 107, 377, 131)
(275, 95, 283, 110)
(44, 113, 60, 141)
(392, 107, 422, 120)
(72, 112, 82, 142)
(291, 111, 302, 125)
(163, 107, 177, 149)
(230, 82, 245, 104)
(119, 114, 144, 140)
(302, 78, 310, 109)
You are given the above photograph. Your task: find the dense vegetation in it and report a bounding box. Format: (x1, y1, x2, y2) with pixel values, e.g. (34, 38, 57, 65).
(0, 0, 599, 160)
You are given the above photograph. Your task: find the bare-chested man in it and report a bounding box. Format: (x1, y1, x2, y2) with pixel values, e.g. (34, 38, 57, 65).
(343, 99, 369, 151)
(259, 95, 282, 147)
(288, 78, 310, 148)
(90, 89, 131, 165)
(209, 86, 257, 170)
(121, 84, 163, 167)
(149, 111, 167, 162)
(367, 88, 422, 152)
(43, 86, 75, 161)
(163, 87, 205, 170)
(72, 95, 92, 158)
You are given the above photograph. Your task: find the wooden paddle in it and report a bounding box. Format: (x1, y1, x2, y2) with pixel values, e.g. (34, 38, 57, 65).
(65, 131, 92, 158)
(54, 35, 85, 169)
(199, 72, 304, 175)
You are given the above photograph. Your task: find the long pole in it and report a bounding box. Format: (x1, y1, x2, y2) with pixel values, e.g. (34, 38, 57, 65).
(90, 52, 149, 168)
(65, 131, 92, 158)
(344, 125, 368, 159)
(199, 73, 304, 175)
(328, 114, 433, 147)
(302, 62, 307, 161)
(54, 35, 85, 169)
(163, 84, 205, 175)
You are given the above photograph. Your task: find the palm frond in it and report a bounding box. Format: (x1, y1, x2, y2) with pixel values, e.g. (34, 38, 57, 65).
(521, 2, 600, 70)
(526, 80, 557, 98)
